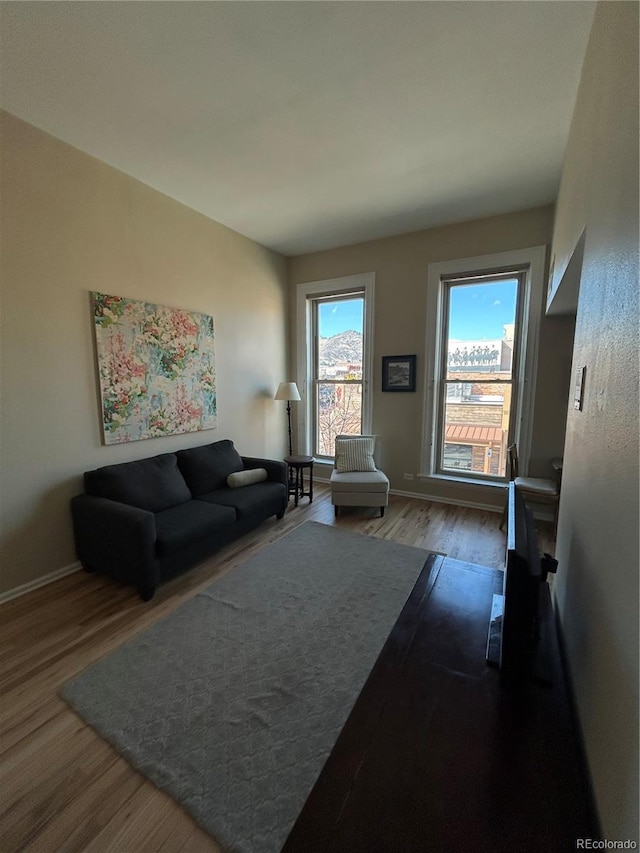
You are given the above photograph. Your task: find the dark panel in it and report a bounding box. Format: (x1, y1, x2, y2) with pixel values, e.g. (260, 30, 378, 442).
(284, 557, 595, 852)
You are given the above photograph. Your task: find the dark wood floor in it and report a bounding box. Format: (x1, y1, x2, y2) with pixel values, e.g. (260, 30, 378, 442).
(0, 486, 555, 852)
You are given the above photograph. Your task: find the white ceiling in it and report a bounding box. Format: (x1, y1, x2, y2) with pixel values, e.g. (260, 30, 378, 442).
(0, 1, 595, 256)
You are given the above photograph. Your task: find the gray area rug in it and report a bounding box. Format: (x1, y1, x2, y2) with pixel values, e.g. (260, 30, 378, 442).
(62, 521, 435, 852)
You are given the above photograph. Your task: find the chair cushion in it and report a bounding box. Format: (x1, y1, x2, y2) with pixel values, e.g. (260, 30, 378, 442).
(515, 476, 558, 497)
(198, 482, 287, 520)
(155, 500, 236, 556)
(335, 437, 377, 473)
(330, 469, 390, 493)
(177, 439, 245, 496)
(84, 453, 191, 513)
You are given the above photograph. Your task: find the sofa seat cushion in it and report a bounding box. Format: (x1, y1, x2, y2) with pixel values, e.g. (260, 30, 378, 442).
(177, 439, 245, 496)
(84, 453, 192, 513)
(330, 469, 390, 493)
(198, 482, 286, 520)
(155, 500, 236, 556)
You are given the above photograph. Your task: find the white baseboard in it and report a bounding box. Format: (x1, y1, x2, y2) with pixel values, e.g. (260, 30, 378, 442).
(320, 478, 552, 521)
(390, 488, 554, 520)
(315, 475, 501, 513)
(0, 561, 82, 605)
(389, 488, 501, 513)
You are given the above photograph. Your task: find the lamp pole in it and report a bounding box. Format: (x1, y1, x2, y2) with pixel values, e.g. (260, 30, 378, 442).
(286, 399, 293, 456)
(274, 382, 301, 458)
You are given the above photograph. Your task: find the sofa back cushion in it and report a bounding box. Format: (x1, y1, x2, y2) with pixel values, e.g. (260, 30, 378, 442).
(177, 439, 244, 496)
(84, 453, 192, 513)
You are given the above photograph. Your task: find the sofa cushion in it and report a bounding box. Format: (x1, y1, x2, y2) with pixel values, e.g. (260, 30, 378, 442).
(84, 453, 192, 513)
(177, 440, 245, 496)
(198, 481, 286, 520)
(155, 500, 236, 556)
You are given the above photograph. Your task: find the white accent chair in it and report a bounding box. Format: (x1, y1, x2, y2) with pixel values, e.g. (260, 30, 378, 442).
(330, 435, 390, 518)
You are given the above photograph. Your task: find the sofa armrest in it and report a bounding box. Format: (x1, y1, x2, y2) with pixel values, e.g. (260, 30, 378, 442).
(71, 494, 160, 599)
(241, 456, 287, 487)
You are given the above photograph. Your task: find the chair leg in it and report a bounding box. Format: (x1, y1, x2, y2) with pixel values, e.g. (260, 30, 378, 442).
(380, 506, 385, 518)
(334, 505, 339, 517)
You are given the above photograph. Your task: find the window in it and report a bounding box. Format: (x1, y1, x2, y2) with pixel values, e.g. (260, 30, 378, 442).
(438, 274, 521, 479)
(314, 296, 364, 455)
(296, 274, 374, 460)
(422, 247, 545, 484)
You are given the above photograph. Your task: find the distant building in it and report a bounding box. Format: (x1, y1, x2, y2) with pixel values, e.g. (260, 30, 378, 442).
(443, 326, 514, 476)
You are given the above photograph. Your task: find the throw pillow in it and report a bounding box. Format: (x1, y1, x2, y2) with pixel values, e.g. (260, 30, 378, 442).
(227, 468, 268, 488)
(335, 437, 377, 473)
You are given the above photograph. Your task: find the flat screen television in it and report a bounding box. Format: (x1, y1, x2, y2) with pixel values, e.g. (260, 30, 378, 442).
(487, 482, 548, 683)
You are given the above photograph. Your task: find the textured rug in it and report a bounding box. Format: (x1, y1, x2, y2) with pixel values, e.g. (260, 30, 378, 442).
(62, 521, 436, 853)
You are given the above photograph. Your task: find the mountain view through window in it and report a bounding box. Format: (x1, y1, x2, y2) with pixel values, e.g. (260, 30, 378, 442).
(315, 297, 364, 456)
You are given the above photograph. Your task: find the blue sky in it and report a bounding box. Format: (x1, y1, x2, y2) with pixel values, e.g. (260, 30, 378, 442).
(318, 280, 517, 340)
(448, 279, 518, 341)
(318, 299, 363, 337)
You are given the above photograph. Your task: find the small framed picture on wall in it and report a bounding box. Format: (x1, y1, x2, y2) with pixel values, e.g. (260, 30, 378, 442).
(382, 354, 417, 392)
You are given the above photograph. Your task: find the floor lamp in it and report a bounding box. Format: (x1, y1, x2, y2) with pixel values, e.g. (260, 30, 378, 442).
(274, 381, 301, 456)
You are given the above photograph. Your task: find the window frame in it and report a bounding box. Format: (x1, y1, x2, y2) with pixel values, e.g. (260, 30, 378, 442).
(435, 271, 525, 482)
(296, 273, 375, 461)
(420, 247, 546, 485)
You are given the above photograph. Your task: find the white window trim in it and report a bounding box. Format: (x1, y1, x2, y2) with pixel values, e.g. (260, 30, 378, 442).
(420, 246, 546, 484)
(296, 273, 375, 459)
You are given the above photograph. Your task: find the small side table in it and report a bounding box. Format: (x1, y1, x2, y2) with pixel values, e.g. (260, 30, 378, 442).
(284, 455, 314, 506)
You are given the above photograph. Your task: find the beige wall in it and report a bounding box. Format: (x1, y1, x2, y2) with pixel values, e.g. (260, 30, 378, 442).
(0, 111, 289, 596)
(551, 2, 639, 840)
(288, 207, 575, 507)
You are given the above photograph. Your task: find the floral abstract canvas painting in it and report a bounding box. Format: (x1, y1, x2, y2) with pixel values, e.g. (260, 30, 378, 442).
(92, 292, 217, 444)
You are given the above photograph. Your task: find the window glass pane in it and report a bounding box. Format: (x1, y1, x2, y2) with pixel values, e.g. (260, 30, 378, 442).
(314, 295, 365, 456)
(442, 443, 473, 471)
(446, 280, 518, 381)
(317, 298, 363, 381)
(316, 382, 362, 456)
(441, 380, 513, 477)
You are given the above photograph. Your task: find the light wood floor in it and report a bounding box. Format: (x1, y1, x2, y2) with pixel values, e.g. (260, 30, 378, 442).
(0, 486, 554, 852)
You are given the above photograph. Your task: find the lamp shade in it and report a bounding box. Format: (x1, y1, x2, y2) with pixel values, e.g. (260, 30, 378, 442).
(274, 381, 301, 402)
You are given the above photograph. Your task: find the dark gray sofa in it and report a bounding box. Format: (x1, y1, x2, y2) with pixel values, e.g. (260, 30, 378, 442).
(71, 439, 287, 600)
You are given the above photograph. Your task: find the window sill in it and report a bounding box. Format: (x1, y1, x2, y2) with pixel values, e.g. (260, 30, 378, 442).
(417, 473, 507, 490)
(313, 456, 334, 466)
